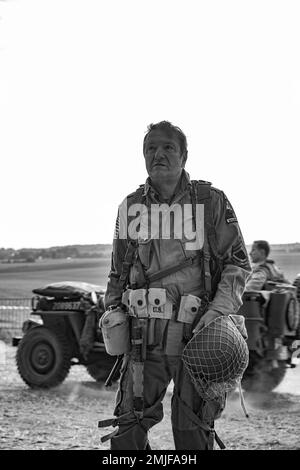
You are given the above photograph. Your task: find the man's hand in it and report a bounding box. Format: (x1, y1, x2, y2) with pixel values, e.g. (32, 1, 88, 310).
(192, 310, 223, 334)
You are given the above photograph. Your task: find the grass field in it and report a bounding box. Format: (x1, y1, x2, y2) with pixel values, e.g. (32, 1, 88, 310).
(269, 252, 300, 283)
(0, 258, 111, 298)
(0, 252, 299, 299)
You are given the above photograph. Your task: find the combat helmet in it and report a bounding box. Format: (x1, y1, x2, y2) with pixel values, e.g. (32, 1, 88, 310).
(182, 315, 249, 401)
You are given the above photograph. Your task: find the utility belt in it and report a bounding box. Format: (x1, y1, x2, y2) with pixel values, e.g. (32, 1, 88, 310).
(122, 288, 202, 324)
(124, 288, 203, 356)
(100, 288, 203, 357)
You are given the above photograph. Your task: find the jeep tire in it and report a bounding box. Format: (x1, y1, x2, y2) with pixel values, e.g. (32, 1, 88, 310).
(242, 351, 287, 393)
(16, 326, 71, 388)
(86, 354, 117, 382)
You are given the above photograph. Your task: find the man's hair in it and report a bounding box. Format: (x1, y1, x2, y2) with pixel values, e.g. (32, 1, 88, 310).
(254, 240, 270, 257)
(143, 121, 188, 158)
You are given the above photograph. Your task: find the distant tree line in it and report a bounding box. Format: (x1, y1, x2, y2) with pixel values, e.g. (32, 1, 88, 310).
(1, 242, 299, 264)
(0, 244, 112, 263)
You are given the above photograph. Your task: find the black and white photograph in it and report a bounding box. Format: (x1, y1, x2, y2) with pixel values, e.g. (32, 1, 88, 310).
(0, 0, 299, 454)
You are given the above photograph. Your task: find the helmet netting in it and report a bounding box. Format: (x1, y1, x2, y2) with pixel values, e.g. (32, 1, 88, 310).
(182, 316, 249, 401)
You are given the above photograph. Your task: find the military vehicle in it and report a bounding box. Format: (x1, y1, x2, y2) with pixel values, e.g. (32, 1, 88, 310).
(14, 282, 116, 389)
(239, 278, 300, 392)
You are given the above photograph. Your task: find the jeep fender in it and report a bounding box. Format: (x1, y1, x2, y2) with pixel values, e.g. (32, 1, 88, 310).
(22, 318, 43, 334)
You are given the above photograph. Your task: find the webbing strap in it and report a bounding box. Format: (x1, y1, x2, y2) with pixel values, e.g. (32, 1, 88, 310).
(119, 241, 137, 290)
(191, 180, 223, 300)
(131, 317, 146, 417)
(191, 181, 220, 258)
(100, 429, 118, 443)
(118, 185, 146, 290)
(191, 181, 212, 297)
(146, 255, 202, 284)
(98, 411, 132, 429)
(98, 390, 166, 443)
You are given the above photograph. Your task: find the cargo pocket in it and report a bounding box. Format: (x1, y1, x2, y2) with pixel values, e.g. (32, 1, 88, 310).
(114, 355, 132, 416)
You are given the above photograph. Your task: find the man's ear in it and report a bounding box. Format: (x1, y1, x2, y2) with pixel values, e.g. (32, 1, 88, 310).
(259, 249, 266, 260)
(181, 151, 188, 168)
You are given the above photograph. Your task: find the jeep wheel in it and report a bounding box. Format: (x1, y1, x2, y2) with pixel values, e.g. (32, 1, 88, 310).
(86, 354, 117, 382)
(242, 352, 287, 393)
(16, 327, 71, 388)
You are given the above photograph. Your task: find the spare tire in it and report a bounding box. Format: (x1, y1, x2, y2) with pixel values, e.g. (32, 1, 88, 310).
(293, 274, 300, 303)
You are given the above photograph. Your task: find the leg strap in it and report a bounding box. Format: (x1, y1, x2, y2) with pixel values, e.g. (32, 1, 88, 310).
(98, 390, 165, 444)
(175, 393, 226, 450)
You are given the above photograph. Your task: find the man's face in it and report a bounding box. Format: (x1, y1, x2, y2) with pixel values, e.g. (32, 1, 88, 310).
(143, 129, 186, 181)
(250, 243, 266, 263)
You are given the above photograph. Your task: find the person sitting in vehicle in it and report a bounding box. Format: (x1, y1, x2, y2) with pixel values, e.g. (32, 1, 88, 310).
(245, 240, 288, 291)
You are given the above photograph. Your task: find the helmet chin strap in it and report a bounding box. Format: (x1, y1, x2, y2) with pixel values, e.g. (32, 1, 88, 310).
(238, 380, 250, 418)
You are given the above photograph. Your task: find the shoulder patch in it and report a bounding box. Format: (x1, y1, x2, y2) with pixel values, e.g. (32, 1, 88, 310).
(232, 241, 250, 268)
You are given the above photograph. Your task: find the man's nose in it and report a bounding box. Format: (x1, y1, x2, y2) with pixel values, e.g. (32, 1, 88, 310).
(154, 146, 165, 159)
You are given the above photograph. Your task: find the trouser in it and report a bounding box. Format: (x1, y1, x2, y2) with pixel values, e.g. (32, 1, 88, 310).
(109, 347, 225, 450)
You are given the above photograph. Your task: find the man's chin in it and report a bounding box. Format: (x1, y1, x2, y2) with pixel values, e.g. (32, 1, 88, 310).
(150, 167, 169, 178)
(153, 164, 168, 170)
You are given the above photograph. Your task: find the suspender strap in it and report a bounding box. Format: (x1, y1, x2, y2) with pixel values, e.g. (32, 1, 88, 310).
(191, 181, 212, 298)
(119, 240, 137, 290)
(191, 180, 222, 300)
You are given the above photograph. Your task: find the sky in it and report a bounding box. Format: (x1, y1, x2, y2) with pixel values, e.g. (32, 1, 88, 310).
(0, 0, 299, 249)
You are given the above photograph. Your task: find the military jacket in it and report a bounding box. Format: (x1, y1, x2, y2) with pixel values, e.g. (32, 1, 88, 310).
(246, 259, 288, 291)
(105, 170, 251, 317)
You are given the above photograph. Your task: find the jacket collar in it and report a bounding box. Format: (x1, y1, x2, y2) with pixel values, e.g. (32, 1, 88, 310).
(143, 169, 192, 198)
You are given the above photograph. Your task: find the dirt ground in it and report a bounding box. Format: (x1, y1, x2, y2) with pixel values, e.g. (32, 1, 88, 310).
(0, 344, 299, 451)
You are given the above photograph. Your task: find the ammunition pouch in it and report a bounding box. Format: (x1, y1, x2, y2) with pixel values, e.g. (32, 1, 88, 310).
(177, 294, 202, 324)
(122, 288, 173, 320)
(122, 288, 201, 324)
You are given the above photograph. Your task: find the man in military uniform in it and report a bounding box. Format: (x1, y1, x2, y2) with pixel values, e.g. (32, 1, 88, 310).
(246, 240, 288, 291)
(102, 121, 251, 450)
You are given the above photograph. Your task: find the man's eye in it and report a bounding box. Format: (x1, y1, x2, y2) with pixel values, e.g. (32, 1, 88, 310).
(165, 144, 174, 151)
(147, 146, 155, 152)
